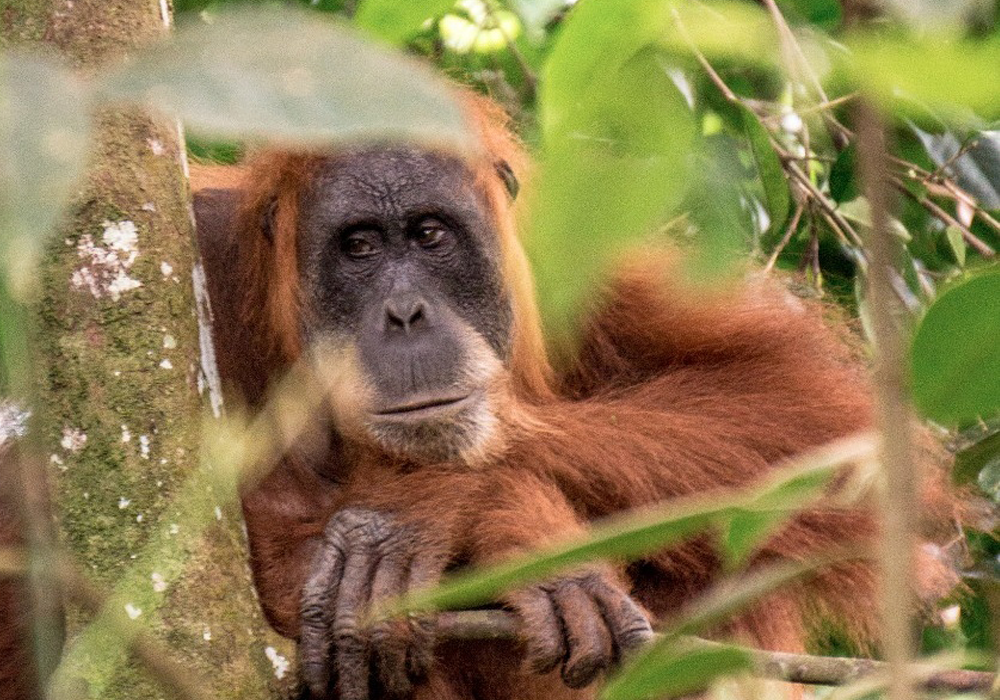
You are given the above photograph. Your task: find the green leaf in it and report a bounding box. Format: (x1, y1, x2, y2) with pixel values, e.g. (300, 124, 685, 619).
(911, 270, 1000, 423)
(385, 434, 874, 615)
(842, 32, 1000, 119)
(602, 640, 752, 700)
(945, 225, 967, 267)
(393, 507, 725, 614)
(741, 107, 790, 237)
(682, 144, 751, 282)
(0, 53, 90, 299)
(99, 7, 473, 151)
(829, 142, 858, 204)
(723, 509, 787, 567)
(530, 27, 696, 337)
(354, 0, 454, 44)
(673, 558, 847, 636)
(954, 430, 1000, 496)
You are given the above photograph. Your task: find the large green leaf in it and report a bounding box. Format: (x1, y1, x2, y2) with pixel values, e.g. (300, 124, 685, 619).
(99, 7, 473, 151)
(0, 53, 90, 299)
(842, 32, 1000, 119)
(354, 0, 455, 45)
(530, 5, 696, 335)
(910, 270, 1000, 423)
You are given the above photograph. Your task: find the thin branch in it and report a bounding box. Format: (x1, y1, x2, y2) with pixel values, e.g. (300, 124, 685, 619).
(854, 100, 920, 700)
(894, 181, 996, 257)
(759, 0, 851, 149)
(764, 201, 805, 272)
(670, 7, 741, 105)
(434, 611, 997, 693)
(925, 135, 980, 184)
(783, 159, 866, 250)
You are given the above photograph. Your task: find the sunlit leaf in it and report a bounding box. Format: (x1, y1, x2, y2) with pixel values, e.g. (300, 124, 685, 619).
(602, 639, 752, 700)
(99, 7, 473, 151)
(509, 0, 567, 40)
(530, 18, 696, 336)
(659, 1, 779, 69)
(354, 0, 455, 44)
(910, 270, 1000, 423)
(741, 107, 790, 237)
(0, 53, 90, 299)
(842, 32, 1000, 119)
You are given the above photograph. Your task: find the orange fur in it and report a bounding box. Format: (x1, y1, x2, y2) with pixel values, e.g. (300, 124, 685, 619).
(193, 87, 963, 698)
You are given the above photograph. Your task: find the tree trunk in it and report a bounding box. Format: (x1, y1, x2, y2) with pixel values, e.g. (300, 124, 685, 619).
(2, 1, 295, 698)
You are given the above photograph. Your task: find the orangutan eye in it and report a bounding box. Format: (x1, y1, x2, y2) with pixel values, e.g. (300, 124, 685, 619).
(341, 231, 381, 259)
(413, 219, 452, 249)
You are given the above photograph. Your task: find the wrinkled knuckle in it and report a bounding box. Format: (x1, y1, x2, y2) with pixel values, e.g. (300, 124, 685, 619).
(562, 651, 607, 689)
(300, 602, 328, 627)
(371, 618, 408, 646)
(332, 617, 364, 643)
(619, 622, 656, 650)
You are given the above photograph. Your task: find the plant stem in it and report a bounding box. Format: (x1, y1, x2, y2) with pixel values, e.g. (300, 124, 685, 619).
(853, 101, 919, 700)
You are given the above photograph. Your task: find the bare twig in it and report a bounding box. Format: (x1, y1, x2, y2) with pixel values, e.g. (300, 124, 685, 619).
(783, 159, 866, 250)
(854, 101, 919, 700)
(764, 201, 805, 272)
(926, 135, 981, 184)
(434, 611, 997, 693)
(894, 182, 996, 257)
(759, 0, 851, 149)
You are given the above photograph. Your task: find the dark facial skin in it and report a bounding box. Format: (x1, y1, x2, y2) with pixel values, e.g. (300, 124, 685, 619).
(297, 147, 513, 461)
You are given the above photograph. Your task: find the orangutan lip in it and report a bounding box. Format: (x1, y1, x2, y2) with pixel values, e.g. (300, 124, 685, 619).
(375, 393, 473, 417)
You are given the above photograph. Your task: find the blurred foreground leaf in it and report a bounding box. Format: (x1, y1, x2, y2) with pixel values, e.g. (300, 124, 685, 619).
(843, 32, 1000, 119)
(354, 0, 454, 44)
(910, 270, 1000, 423)
(100, 7, 473, 151)
(529, 0, 696, 336)
(386, 434, 873, 614)
(602, 640, 752, 700)
(0, 53, 90, 299)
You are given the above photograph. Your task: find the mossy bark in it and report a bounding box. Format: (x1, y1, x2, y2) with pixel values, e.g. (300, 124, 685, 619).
(4, 1, 295, 698)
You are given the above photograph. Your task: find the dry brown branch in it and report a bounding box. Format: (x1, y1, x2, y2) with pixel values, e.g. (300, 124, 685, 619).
(764, 201, 806, 272)
(434, 611, 997, 693)
(893, 181, 996, 257)
(854, 101, 920, 700)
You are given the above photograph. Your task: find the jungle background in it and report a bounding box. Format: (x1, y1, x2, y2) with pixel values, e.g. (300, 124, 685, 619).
(0, 0, 998, 698)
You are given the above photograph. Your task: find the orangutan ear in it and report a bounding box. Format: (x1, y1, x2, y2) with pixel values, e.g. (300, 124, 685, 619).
(495, 159, 519, 200)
